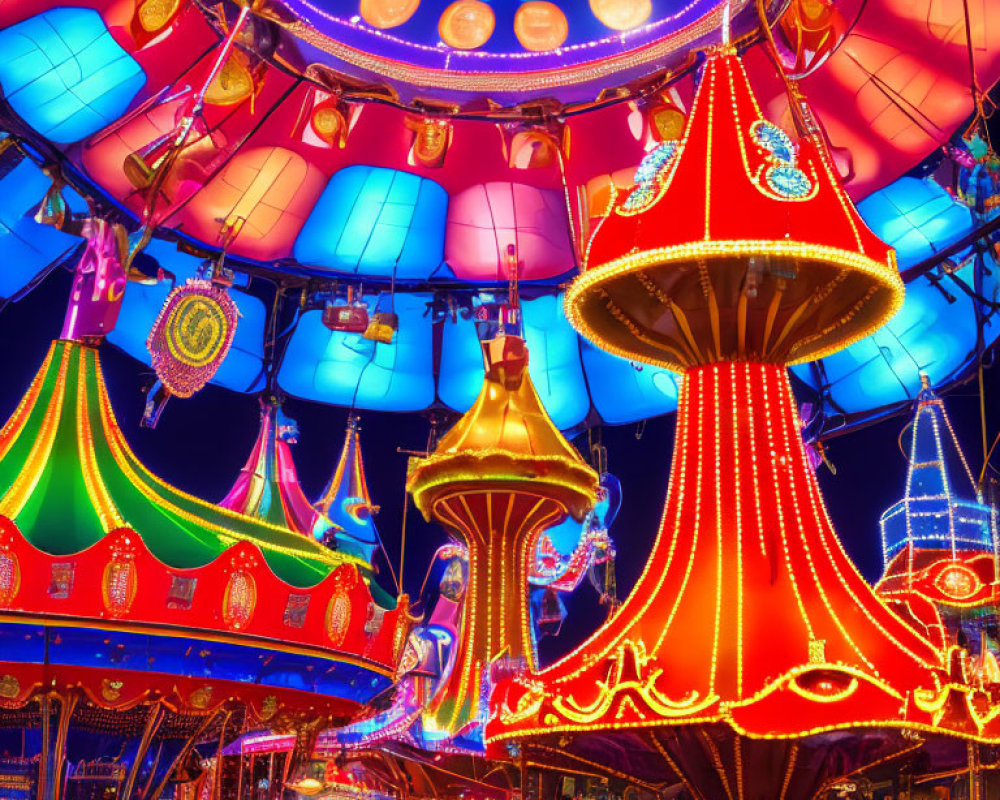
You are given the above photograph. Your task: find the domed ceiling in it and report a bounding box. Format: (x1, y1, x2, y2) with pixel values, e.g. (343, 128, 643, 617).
(258, 0, 775, 103)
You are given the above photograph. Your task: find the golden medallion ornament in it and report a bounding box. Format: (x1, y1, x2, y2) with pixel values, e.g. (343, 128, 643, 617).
(0, 675, 19, 700)
(0, 546, 20, 609)
(147, 279, 238, 398)
(137, 0, 181, 32)
(589, 0, 652, 30)
(204, 52, 256, 106)
(101, 679, 124, 703)
(514, 2, 569, 51)
(190, 685, 214, 710)
(222, 569, 257, 630)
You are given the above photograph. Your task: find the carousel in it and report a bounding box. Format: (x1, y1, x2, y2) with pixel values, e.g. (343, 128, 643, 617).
(0, 0, 999, 798)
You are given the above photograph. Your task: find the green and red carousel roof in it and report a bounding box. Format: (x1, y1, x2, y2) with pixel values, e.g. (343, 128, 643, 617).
(0, 337, 407, 720)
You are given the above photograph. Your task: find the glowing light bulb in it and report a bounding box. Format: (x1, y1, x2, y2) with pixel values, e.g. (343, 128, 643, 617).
(514, 2, 569, 52)
(359, 0, 421, 28)
(439, 0, 495, 49)
(589, 0, 653, 31)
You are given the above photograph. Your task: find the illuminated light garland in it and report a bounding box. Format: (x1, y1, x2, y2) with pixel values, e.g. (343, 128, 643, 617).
(0, 346, 71, 520)
(76, 355, 125, 532)
(874, 382, 999, 689)
(91, 352, 365, 570)
(564, 238, 903, 372)
(276, 0, 753, 99)
(881, 381, 993, 564)
(491, 364, 948, 727)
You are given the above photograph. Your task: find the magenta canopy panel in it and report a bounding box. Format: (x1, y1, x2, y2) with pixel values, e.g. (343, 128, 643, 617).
(445, 182, 576, 282)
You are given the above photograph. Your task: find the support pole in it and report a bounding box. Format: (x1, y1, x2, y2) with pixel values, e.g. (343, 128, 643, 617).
(38, 693, 80, 800)
(149, 710, 221, 800)
(121, 703, 165, 800)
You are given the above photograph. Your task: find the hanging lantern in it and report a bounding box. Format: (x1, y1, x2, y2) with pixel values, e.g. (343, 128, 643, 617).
(647, 98, 686, 142)
(406, 117, 452, 167)
(363, 294, 398, 344)
(130, 0, 183, 48)
(322, 286, 370, 333)
(514, 2, 569, 52)
(310, 98, 348, 148)
(146, 278, 239, 398)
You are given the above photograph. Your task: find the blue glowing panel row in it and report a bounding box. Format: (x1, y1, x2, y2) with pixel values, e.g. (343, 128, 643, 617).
(792, 178, 998, 418)
(107, 240, 267, 393)
(0, 9, 145, 143)
(279, 291, 679, 427)
(857, 177, 974, 264)
(294, 166, 448, 279)
(0, 158, 86, 299)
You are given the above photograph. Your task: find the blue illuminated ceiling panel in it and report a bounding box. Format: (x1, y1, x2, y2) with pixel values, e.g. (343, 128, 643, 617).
(278, 292, 435, 412)
(0, 8, 145, 143)
(107, 240, 266, 394)
(294, 166, 447, 280)
(794, 177, 997, 422)
(0, 158, 85, 299)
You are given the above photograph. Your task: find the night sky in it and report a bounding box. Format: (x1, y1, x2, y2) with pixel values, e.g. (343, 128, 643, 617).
(3, 265, 1000, 665)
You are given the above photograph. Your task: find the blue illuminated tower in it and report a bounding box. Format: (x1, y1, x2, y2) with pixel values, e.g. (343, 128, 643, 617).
(877, 376, 999, 677)
(880, 376, 996, 565)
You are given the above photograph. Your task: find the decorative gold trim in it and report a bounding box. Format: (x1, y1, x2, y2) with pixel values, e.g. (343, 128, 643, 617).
(565, 239, 903, 371)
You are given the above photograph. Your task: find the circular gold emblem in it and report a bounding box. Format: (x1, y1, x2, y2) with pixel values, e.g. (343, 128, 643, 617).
(935, 564, 982, 601)
(138, 0, 181, 32)
(164, 294, 231, 368)
(204, 55, 254, 106)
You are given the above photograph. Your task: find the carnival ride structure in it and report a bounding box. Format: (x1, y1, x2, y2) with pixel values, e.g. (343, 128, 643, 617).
(1, 0, 1000, 798)
(488, 41, 1000, 799)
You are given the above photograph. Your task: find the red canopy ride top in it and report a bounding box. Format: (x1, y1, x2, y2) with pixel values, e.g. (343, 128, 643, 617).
(486, 47, 1000, 798)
